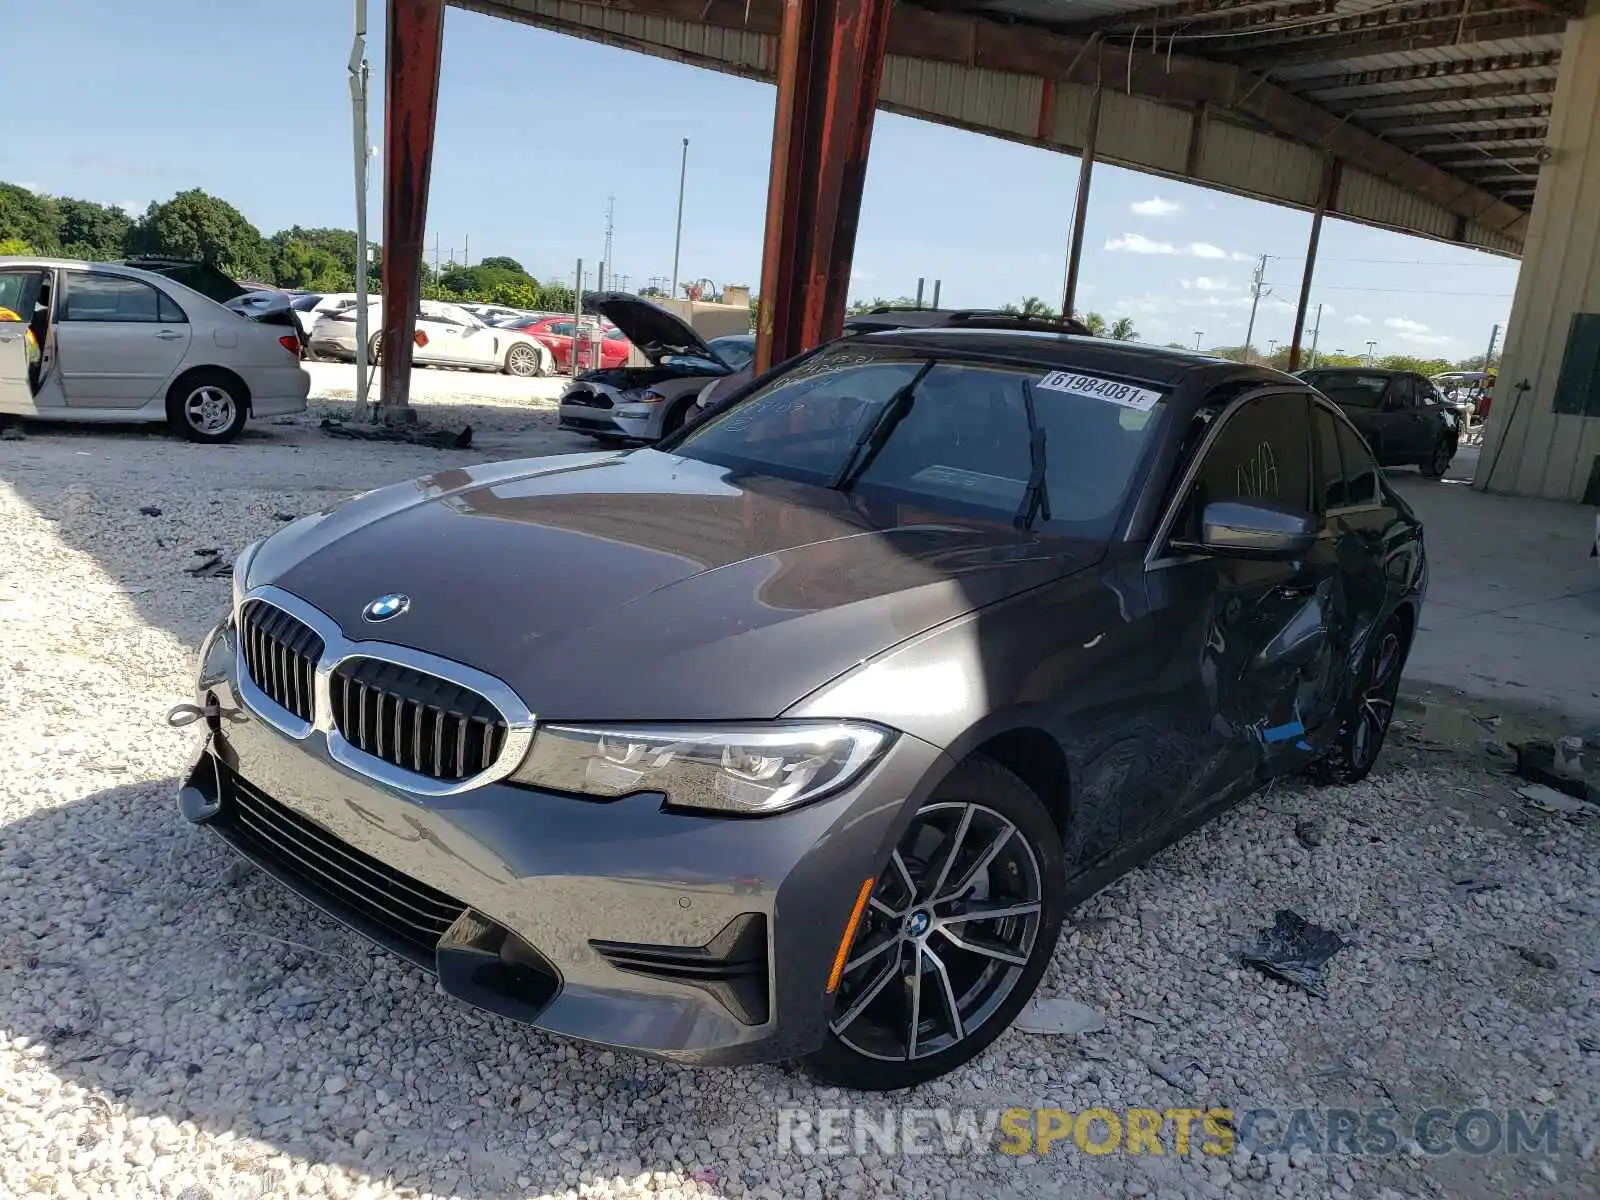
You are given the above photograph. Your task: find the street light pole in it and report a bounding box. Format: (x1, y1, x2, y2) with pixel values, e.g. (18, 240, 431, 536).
(670, 137, 689, 300)
(1194, 331, 1203, 351)
(1366, 339, 1377, 364)
(349, 0, 373, 409)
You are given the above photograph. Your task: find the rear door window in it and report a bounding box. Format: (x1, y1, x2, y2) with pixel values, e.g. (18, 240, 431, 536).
(1310, 402, 1347, 512)
(1334, 418, 1381, 506)
(62, 273, 162, 322)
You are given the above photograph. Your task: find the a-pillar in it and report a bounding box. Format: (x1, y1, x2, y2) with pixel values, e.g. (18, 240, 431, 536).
(378, 0, 446, 416)
(755, 0, 896, 373)
(1476, 0, 1600, 501)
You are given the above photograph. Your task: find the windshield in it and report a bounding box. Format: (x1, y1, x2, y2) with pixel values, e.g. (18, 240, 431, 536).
(1302, 371, 1390, 408)
(672, 347, 1166, 537)
(708, 334, 755, 369)
(290, 293, 323, 310)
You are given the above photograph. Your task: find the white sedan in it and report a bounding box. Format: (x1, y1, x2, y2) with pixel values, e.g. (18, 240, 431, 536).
(0, 256, 310, 444)
(309, 299, 554, 377)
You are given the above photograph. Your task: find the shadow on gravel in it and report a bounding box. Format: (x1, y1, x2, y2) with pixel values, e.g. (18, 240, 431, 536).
(0, 779, 763, 1199)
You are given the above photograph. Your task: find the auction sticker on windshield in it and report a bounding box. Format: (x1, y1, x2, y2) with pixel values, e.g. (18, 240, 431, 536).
(1037, 371, 1163, 412)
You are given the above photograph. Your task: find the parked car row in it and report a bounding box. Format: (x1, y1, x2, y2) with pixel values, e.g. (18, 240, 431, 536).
(307, 299, 558, 377)
(1, 254, 310, 443)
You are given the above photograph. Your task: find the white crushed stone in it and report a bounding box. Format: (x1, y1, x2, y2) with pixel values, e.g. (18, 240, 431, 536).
(0, 377, 1595, 1200)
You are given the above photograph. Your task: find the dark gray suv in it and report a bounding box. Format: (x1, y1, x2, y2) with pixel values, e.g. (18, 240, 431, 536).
(183, 327, 1425, 1090)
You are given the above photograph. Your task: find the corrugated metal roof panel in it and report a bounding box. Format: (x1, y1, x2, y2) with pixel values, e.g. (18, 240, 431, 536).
(1339, 167, 1456, 241)
(1096, 91, 1191, 176)
(880, 58, 1042, 139)
(1199, 121, 1324, 208)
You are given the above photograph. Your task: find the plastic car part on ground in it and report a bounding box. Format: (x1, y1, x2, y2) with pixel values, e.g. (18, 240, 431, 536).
(319, 416, 472, 449)
(1240, 909, 1349, 997)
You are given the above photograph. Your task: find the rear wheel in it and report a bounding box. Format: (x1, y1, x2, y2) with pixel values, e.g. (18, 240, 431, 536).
(166, 371, 247, 445)
(368, 332, 383, 363)
(805, 756, 1066, 1091)
(1309, 615, 1407, 785)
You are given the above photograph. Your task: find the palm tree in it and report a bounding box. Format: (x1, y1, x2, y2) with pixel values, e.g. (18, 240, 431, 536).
(1081, 311, 1108, 337)
(1110, 316, 1138, 341)
(1018, 296, 1056, 317)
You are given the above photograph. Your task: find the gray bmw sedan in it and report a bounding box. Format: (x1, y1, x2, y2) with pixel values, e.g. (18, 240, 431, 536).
(183, 319, 1425, 1090)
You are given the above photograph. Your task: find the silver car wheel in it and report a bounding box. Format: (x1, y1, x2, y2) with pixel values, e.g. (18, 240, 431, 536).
(506, 344, 538, 377)
(184, 386, 237, 435)
(829, 801, 1042, 1062)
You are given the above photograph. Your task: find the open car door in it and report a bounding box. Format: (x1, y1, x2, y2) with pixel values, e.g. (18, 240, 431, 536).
(0, 312, 33, 409)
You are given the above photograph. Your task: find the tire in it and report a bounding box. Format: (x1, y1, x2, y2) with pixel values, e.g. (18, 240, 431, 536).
(661, 400, 690, 439)
(504, 343, 540, 378)
(1420, 434, 1455, 479)
(805, 755, 1067, 1091)
(1308, 614, 1408, 786)
(166, 370, 248, 445)
(368, 333, 383, 363)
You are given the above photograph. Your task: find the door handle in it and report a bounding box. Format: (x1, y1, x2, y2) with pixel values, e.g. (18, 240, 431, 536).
(155, 330, 184, 340)
(0, 334, 18, 344)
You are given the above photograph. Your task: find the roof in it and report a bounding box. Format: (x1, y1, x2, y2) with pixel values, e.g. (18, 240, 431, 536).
(452, 0, 1570, 255)
(852, 324, 1295, 393)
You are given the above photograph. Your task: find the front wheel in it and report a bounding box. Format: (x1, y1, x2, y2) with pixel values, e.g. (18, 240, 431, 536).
(1308, 615, 1407, 785)
(504, 343, 540, 377)
(1420, 434, 1455, 478)
(805, 756, 1066, 1091)
(167, 371, 248, 444)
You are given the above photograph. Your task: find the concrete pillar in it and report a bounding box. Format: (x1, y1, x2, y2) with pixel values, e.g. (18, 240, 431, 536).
(1476, 0, 1600, 501)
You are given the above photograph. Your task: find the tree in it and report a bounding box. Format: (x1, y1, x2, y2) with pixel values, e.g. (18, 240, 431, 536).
(269, 235, 353, 291)
(1002, 296, 1057, 318)
(0, 183, 62, 254)
(1165, 342, 1189, 350)
(56, 197, 130, 261)
(1109, 317, 1138, 341)
(1080, 311, 1108, 337)
(477, 255, 524, 274)
(126, 189, 270, 280)
(0, 236, 33, 255)
(1378, 354, 1452, 377)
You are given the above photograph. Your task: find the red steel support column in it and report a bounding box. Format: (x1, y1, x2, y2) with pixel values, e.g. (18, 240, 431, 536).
(1288, 158, 1340, 373)
(1061, 88, 1102, 321)
(755, 0, 895, 373)
(379, 0, 445, 415)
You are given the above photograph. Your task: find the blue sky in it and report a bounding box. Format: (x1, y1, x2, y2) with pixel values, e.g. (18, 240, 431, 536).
(3, 0, 1518, 360)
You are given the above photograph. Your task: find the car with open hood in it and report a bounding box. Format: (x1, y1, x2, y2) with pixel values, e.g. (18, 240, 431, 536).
(183, 323, 1426, 1089)
(557, 292, 740, 442)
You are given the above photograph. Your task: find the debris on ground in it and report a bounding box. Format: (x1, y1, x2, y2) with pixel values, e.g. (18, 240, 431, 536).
(1015, 996, 1106, 1036)
(1515, 946, 1559, 970)
(184, 548, 232, 579)
(0, 425, 22, 441)
(1240, 909, 1349, 997)
(137, 505, 162, 517)
(320, 416, 472, 449)
(1147, 1058, 1204, 1092)
(1452, 874, 1502, 901)
(1295, 817, 1326, 848)
(272, 511, 297, 522)
(1511, 738, 1594, 802)
(1519, 783, 1599, 818)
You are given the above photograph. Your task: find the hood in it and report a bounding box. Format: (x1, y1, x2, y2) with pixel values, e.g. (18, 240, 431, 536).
(250, 451, 1102, 721)
(583, 292, 723, 367)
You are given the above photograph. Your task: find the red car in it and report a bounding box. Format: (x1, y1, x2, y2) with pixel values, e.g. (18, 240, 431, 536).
(503, 316, 632, 371)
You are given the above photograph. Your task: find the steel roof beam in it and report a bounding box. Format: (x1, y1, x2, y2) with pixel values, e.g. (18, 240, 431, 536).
(1316, 79, 1557, 111)
(1223, 13, 1570, 68)
(1062, 0, 1337, 35)
(1287, 50, 1563, 93)
(1362, 101, 1553, 132)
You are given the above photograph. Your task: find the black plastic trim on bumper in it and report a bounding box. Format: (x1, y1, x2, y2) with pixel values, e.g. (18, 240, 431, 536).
(591, 913, 770, 1026)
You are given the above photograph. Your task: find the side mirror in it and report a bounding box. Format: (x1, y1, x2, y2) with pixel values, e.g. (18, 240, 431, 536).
(1201, 501, 1317, 559)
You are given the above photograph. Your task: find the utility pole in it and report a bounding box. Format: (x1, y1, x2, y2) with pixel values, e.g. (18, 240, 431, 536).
(1483, 322, 1501, 373)
(1194, 330, 1204, 351)
(931, 279, 942, 308)
(463, 233, 469, 267)
(602, 194, 615, 293)
(1308, 303, 1323, 369)
(1243, 253, 1270, 361)
(915, 277, 925, 308)
(432, 233, 440, 277)
(671, 138, 689, 299)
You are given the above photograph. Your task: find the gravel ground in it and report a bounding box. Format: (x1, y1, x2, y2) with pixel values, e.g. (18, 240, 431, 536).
(0, 378, 1596, 1200)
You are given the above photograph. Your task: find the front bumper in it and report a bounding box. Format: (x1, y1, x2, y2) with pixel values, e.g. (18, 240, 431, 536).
(185, 617, 948, 1065)
(557, 385, 657, 441)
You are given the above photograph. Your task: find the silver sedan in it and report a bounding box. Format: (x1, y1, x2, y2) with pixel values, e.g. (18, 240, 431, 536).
(0, 257, 310, 443)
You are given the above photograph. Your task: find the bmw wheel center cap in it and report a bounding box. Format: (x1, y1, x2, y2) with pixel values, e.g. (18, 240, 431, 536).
(363, 593, 410, 622)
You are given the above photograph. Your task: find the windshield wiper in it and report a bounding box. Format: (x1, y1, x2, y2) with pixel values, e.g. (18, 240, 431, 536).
(830, 359, 936, 490)
(1014, 378, 1052, 530)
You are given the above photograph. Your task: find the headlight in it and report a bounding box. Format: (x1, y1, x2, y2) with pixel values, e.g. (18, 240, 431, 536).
(508, 721, 893, 815)
(231, 538, 263, 610)
(617, 388, 666, 404)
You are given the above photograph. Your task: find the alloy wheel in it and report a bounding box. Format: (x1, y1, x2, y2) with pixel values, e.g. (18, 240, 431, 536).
(507, 344, 537, 377)
(1351, 630, 1401, 772)
(184, 386, 237, 436)
(1430, 440, 1453, 475)
(830, 802, 1042, 1062)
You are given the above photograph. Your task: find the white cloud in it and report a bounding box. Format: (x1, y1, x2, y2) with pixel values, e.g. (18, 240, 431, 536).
(849, 268, 874, 283)
(1398, 331, 1454, 347)
(15, 181, 40, 193)
(1385, 317, 1429, 333)
(1232, 251, 1255, 262)
(1182, 277, 1235, 292)
(1106, 233, 1177, 255)
(1348, 314, 1372, 326)
(118, 200, 144, 216)
(1190, 243, 1227, 259)
(1130, 197, 1182, 217)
